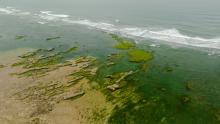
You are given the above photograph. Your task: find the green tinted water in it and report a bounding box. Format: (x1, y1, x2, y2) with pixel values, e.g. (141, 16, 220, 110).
(0, 10, 220, 124)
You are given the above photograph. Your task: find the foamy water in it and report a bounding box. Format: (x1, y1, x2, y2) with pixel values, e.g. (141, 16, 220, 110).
(1, 7, 220, 50)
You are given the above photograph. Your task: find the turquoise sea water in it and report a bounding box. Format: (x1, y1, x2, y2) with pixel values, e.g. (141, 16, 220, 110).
(0, 0, 220, 123)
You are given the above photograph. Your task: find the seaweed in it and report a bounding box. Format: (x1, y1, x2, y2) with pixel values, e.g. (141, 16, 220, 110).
(15, 35, 26, 40)
(163, 66, 173, 72)
(110, 34, 136, 50)
(46, 36, 61, 41)
(107, 53, 124, 62)
(128, 49, 153, 63)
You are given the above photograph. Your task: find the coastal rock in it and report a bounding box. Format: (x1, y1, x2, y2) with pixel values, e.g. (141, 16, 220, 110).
(47, 48, 55, 52)
(215, 110, 220, 121)
(115, 71, 134, 84)
(107, 84, 120, 91)
(46, 36, 61, 41)
(15, 35, 25, 40)
(63, 90, 85, 100)
(107, 62, 116, 66)
(0, 64, 5, 68)
(186, 81, 194, 91)
(106, 71, 135, 91)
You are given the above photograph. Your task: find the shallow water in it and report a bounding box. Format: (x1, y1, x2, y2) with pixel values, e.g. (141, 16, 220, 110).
(0, 0, 220, 124)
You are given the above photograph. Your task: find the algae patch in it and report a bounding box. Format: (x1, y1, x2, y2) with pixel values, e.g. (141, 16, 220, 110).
(15, 35, 26, 40)
(46, 36, 61, 41)
(128, 49, 153, 63)
(111, 34, 135, 50)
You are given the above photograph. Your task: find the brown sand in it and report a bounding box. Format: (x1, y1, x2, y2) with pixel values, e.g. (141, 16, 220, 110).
(0, 49, 113, 124)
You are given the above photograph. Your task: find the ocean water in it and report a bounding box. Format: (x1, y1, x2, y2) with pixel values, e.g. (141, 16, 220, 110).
(1, 0, 220, 50)
(1, 0, 220, 123)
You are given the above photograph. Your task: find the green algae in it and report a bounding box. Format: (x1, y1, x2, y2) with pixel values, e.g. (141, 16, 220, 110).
(107, 53, 124, 62)
(140, 63, 149, 71)
(15, 35, 25, 40)
(128, 49, 153, 63)
(46, 36, 61, 41)
(114, 41, 135, 50)
(163, 66, 174, 72)
(110, 34, 135, 50)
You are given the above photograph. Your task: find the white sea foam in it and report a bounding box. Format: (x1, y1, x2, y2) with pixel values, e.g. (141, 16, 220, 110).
(38, 11, 69, 21)
(1, 6, 220, 50)
(0, 7, 30, 15)
(37, 21, 47, 24)
(60, 18, 220, 49)
(149, 44, 160, 48)
(0, 8, 13, 14)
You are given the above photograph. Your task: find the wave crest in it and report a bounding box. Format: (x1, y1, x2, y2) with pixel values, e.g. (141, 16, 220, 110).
(1, 7, 220, 50)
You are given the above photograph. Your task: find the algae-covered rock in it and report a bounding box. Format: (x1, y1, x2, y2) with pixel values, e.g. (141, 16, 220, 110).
(111, 34, 135, 50)
(115, 71, 134, 84)
(163, 66, 173, 72)
(106, 71, 135, 92)
(114, 40, 135, 50)
(47, 48, 55, 52)
(46, 36, 61, 41)
(128, 49, 153, 63)
(18, 67, 51, 77)
(107, 53, 124, 63)
(215, 110, 220, 121)
(19, 52, 36, 58)
(107, 84, 120, 91)
(63, 90, 85, 100)
(185, 81, 194, 91)
(12, 46, 80, 77)
(15, 35, 25, 40)
(181, 96, 191, 103)
(107, 62, 116, 67)
(0, 64, 5, 68)
(140, 63, 149, 71)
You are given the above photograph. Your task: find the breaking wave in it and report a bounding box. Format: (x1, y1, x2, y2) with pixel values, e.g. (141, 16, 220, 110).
(1, 6, 220, 50)
(0, 6, 30, 15)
